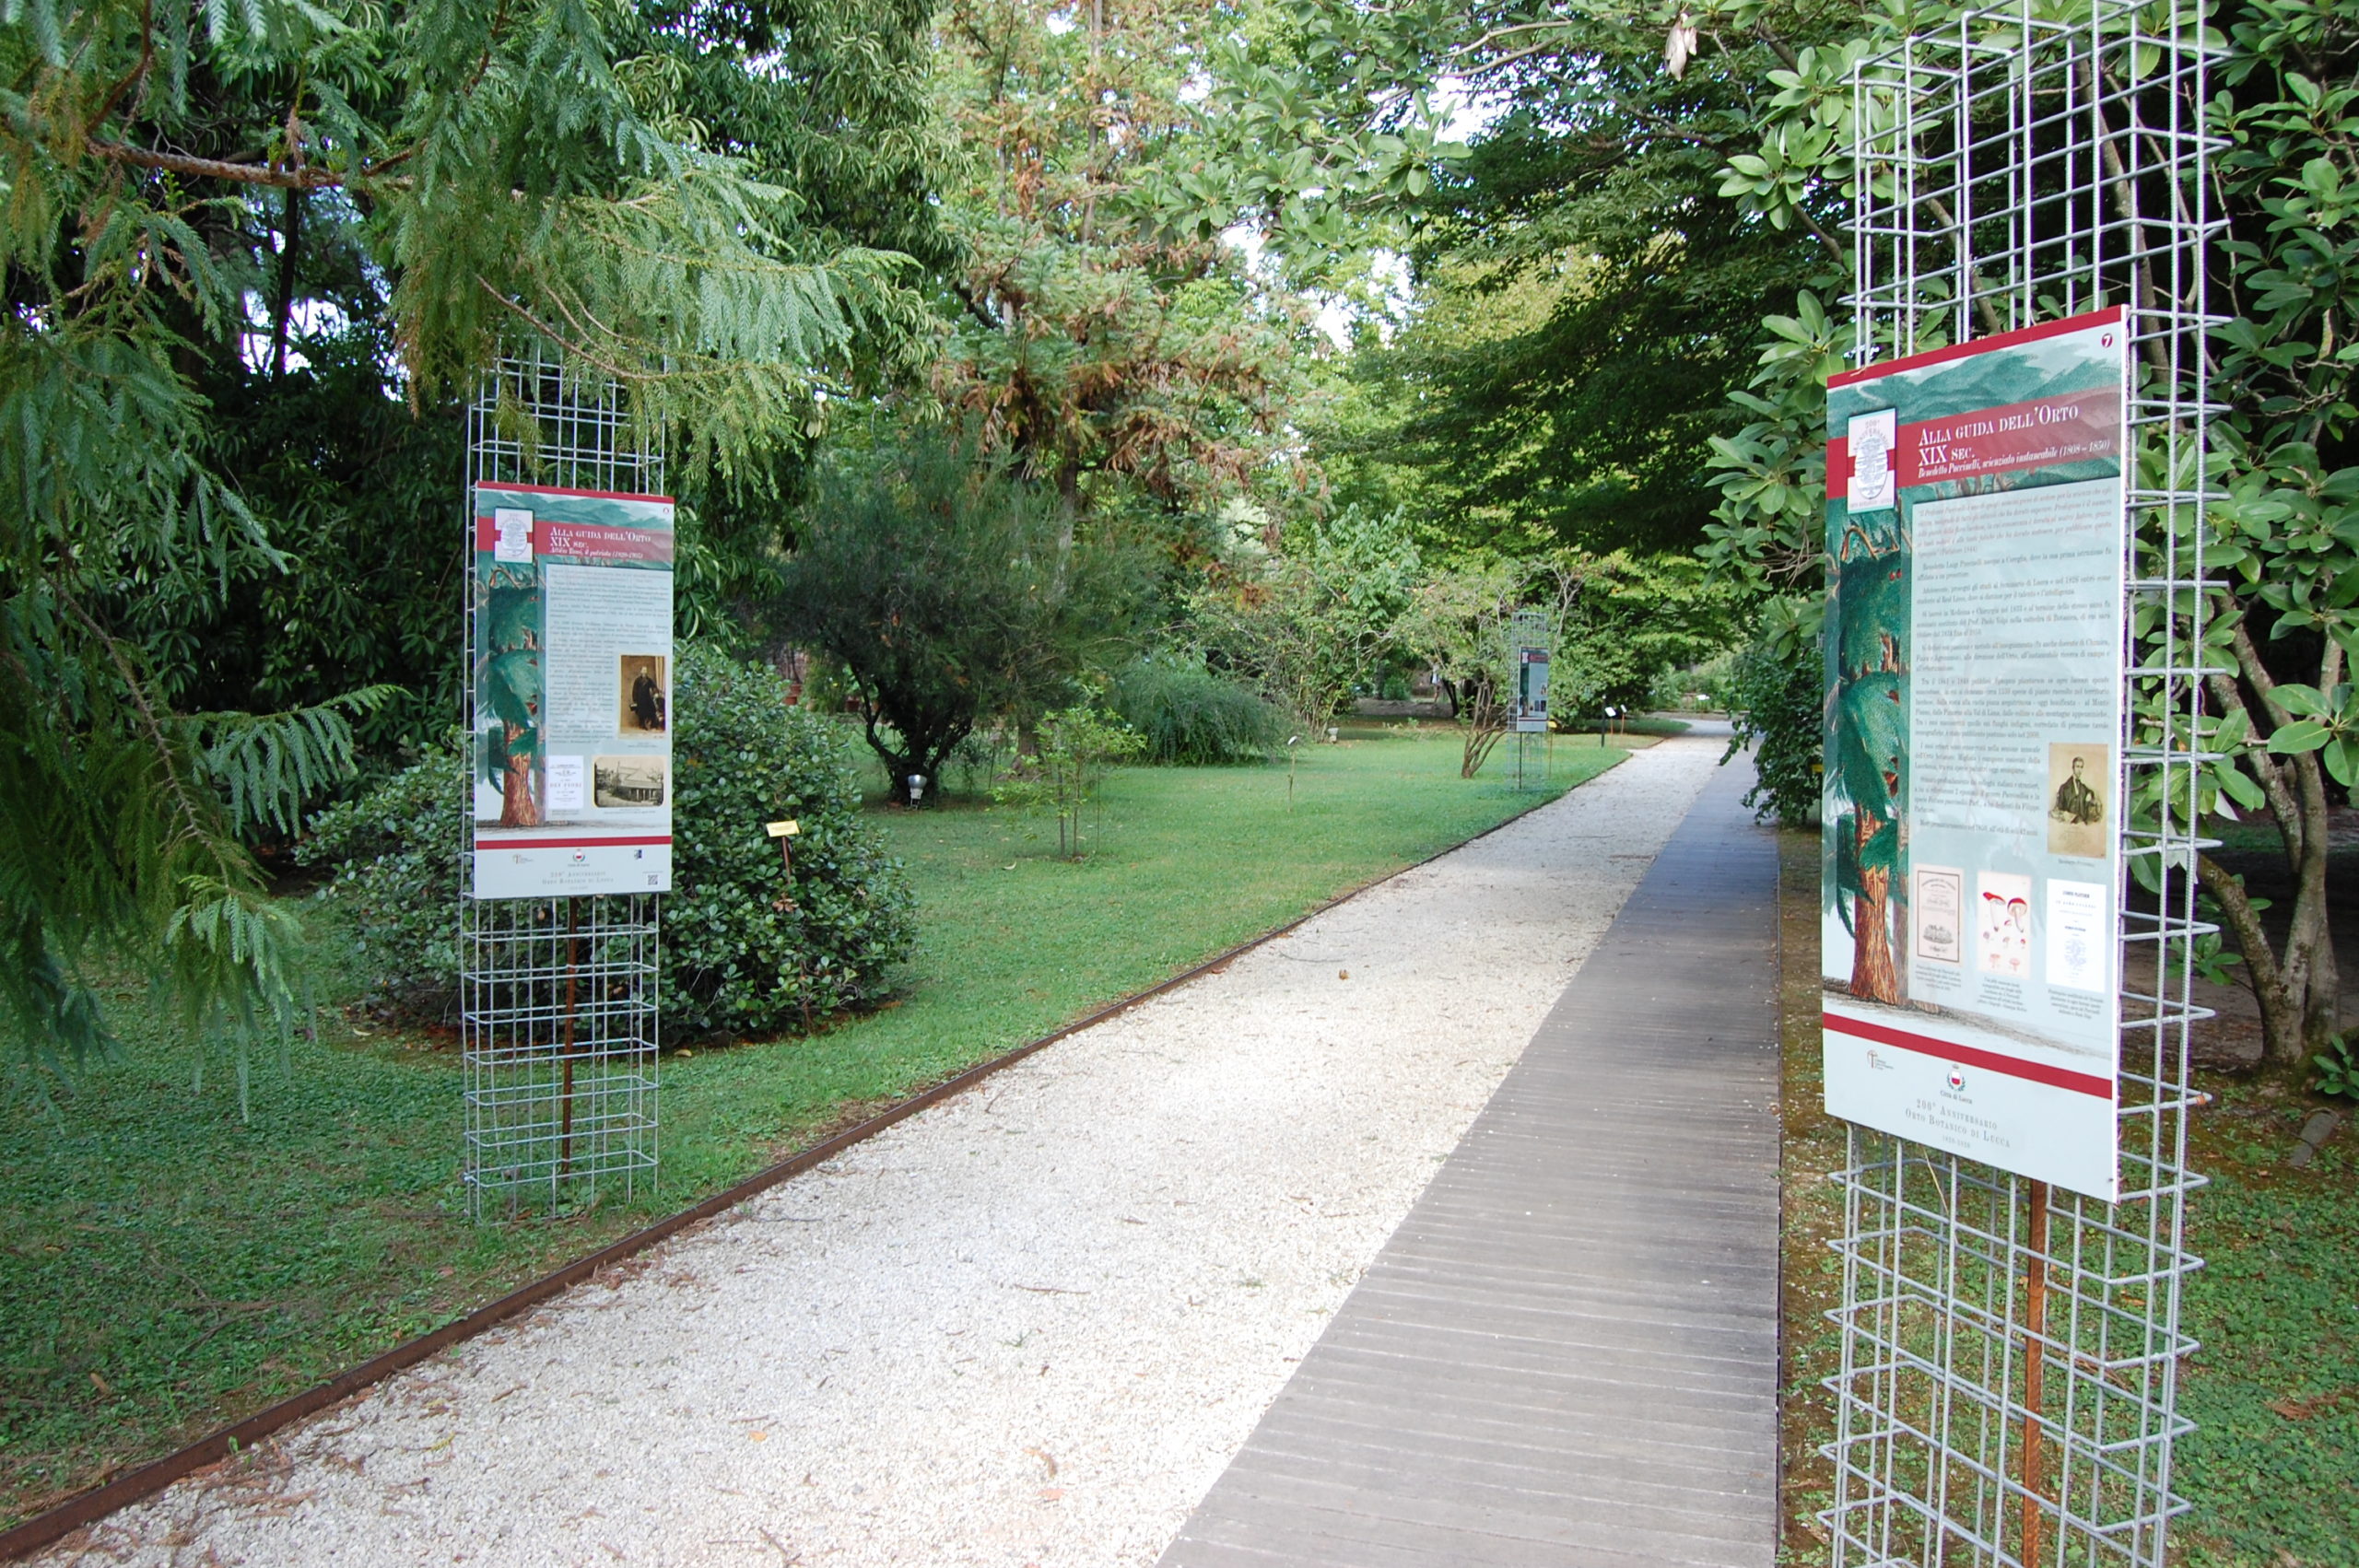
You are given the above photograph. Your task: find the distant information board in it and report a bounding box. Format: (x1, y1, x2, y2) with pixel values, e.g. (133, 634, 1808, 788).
(1820, 308, 2127, 1200)
(1509, 608, 1550, 733)
(471, 483, 675, 899)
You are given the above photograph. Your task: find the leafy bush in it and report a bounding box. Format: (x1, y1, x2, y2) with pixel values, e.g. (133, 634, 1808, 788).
(1652, 648, 1738, 711)
(1725, 631, 1822, 826)
(304, 646, 916, 1037)
(2315, 1033, 2358, 1103)
(299, 743, 469, 1018)
(1109, 657, 1283, 764)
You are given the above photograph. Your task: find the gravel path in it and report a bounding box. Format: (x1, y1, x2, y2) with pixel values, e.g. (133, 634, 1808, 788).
(57, 736, 1731, 1568)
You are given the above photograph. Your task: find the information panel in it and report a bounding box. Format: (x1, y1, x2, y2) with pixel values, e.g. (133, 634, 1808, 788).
(1820, 308, 2127, 1199)
(471, 483, 675, 899)
(1509, 608, 1550, 732)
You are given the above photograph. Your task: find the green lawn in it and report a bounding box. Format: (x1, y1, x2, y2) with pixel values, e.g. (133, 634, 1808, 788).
(0, 728, 1626, 1527)
(2173, 1082, 2359, 1567)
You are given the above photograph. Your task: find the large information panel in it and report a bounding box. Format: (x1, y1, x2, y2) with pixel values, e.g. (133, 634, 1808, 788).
(1820, 308, 2127, 1200)
(471, 483, 675, 899)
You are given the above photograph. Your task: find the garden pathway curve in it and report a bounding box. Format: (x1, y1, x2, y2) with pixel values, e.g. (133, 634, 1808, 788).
(54, 734, 1738, 1568)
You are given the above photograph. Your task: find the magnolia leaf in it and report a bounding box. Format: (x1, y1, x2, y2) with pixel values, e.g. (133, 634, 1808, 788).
(2266, 718, 2330, 752)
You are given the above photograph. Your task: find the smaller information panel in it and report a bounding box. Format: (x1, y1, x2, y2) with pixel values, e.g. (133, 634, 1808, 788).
(1509, 608, 1550, 732)
(471, 483, 675, 899)
(1821, 309, 2128, 1199)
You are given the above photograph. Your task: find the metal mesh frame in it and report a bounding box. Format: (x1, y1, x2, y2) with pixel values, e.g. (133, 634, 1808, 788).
(462, 345, 663, 1217)
(1829, 4, 2222, 1563)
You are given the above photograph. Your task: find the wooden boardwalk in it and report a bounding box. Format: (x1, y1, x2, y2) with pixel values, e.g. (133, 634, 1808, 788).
(1159, 757, 1781, 1567)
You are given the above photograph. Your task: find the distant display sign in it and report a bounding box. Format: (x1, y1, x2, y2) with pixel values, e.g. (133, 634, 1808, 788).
(1509, 608, 1551, 733)
(471, 483, 675, 899)
(1819, 308, 2128, 1200)
(1512, 647, 1551, 733)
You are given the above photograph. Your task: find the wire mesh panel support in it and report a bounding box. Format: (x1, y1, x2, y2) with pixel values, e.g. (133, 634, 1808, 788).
(1829, 5, 2222, 1563)
(462, 345, 663, 1217)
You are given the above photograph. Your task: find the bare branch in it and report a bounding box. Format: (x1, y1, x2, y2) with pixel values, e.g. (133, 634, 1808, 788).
(86, 137, 345, 190)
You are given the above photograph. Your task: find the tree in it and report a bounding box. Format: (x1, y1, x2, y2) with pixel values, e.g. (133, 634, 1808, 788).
(1187, 506, 1423, 731)
(1390, 548, 1735, 778)
(1352, 24, 1844, 553)
(929, 0, 1310, 532)
(1702, 0, 2355, 1068)
(1552, 550, 1744, 720)
(65, 0, 951, 760)
(1396, 557, 1537, 778)
(475, 565, 546, 828)
(992, 703, 1147, 859)
(771, 433, 1141, 802)
(0, 0, 932, 1065)
(1824, 511, 1908, 1007)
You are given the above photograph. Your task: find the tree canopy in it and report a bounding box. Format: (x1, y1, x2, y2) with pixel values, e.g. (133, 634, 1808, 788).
(22, 0, 2341, 1080)
(0, 0, 943, 1065)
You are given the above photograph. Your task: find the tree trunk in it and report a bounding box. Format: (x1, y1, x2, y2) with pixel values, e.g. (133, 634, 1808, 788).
(2200, 852, 2308, 1062)
(1461, 679, 1503, 778)
(1461, 720, 1505, 778)
(499, 726, 539, 827)
(269, 187, 304, 380)
(1849, 811, 1900, 1004)
(2203, 615, 2346, 1068)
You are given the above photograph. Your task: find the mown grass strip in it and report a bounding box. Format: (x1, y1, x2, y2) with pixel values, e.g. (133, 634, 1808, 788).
(0, 727, 1624, 1529)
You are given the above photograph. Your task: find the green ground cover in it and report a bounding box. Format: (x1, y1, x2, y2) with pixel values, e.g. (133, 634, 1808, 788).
(2173, 1087, 2359, 1567)
(0, 728, 1625, 1528)
(1771, 828, 2359, 1566)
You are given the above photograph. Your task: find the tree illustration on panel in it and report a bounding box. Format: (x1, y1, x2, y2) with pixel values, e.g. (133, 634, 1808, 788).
(476, 565, 545, 827)
(1827, 508, 1910, 1005)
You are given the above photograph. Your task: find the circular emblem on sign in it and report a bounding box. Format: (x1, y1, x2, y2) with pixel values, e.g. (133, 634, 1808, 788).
(1948, 1066, 1966, 1092)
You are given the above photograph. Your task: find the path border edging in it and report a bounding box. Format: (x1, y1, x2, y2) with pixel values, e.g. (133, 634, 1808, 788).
(0, 762, 1618, 1562)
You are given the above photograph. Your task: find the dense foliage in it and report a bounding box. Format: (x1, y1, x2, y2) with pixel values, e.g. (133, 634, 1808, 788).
(1696, 0, 2356, 1064)
(305, 648, 913, 1036)
(1108, 658, 1286, 765)
(771, 434, 1143, 801)
(662, 649, 916, 1035)
(929, 0, 1309, 522)
(1723, 632, 1823, 826)
(1188, 506, 1424, 730)
(1311, 7, 1846, 557)
(0, 0, 942, 1066)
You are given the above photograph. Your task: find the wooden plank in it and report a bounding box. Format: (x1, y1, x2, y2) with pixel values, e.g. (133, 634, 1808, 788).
(1160, 756, 1780, 1568)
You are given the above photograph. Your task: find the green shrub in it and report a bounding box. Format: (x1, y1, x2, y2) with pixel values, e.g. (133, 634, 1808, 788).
(1109, 656, 1284, 764)
(1726, 631, 1822, 825)
(303, 645, 917, 1037)
(299, 743, 469, 1017)
(1652, 648, 1738, 711)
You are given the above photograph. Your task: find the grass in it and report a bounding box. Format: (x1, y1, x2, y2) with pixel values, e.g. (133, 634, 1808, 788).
(2172, 1083, 2359, 1566)
(1771, 826, 2359, 1565)
(0, 726, 1627, 1529)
